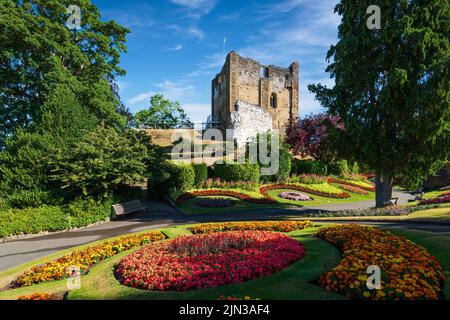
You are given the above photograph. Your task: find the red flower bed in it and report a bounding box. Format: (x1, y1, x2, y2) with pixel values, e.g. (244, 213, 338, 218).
(419, 195, 450, 206)
(175, 189, 275, 205)
(337, 184, 369, 195)
(114, 231, 305, 291)
(260, 184, 350, 199)
(327, 178, 375, 192)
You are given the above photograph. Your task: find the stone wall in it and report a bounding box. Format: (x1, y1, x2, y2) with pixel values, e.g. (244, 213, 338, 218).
(211, 51, 299, 131)
(229, 100, 273, 147)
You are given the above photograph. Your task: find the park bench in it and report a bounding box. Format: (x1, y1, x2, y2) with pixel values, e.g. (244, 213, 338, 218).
(385, 197, 399, 206)
(112, 200, 146, 217)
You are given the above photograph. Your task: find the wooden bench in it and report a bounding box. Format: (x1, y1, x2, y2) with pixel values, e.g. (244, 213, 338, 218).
(385, 197, 399, 206)
(112, 200, 146, 217)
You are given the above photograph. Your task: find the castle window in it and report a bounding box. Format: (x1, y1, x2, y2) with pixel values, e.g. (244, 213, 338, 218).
(270, 93, 277, 109)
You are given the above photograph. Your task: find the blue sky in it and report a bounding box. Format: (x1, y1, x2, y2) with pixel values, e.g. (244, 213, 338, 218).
(93, 0, 340, 123)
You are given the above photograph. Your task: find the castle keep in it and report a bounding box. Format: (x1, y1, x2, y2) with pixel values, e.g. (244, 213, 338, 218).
(210, 51, 299, 136)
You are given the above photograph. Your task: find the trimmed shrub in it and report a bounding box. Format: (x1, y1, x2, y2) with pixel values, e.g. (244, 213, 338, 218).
(166, 161, 196, 192)
(0, 199, 113, 238)
(0, 206, 69, 238)
(293, 159, 327, 176)
(262, 146, 291, 182)
(66, 198, 113, 228)
(328, 159, 349, 177)
(213, 162, 260, 182)
(192, 163, 208, 186)
(148, 161, 195, 195)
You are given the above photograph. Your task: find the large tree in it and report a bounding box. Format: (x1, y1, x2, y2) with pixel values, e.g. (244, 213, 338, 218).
(309, 0, 450, 207)
(0, 0, 129, 146)
(134, 94, 193, 129)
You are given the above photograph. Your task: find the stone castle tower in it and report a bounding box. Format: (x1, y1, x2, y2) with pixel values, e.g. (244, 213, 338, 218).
(210, 51, 299, 135)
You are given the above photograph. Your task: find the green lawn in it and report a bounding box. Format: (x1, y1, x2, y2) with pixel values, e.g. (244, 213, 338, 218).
(1, 223, 449, 300)
(266, 188, 375, 207)
(67, 225, 345, 300)
(177, 187, 376, 215)
(177, 196, 294, 215)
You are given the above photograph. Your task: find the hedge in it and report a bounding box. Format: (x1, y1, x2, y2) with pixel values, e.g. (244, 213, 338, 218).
(149, 161, 196, 194)
(213, 162, 260, 182)
(192, 163, 208, 186)
(292, 159, 327, 176)
(0, 199, 112, 238)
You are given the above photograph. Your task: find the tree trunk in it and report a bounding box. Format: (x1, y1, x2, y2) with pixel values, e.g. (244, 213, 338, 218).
(375, 172, 393, 208)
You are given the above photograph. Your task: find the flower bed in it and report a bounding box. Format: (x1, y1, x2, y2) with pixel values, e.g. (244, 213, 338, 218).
(419, 195, 450, 206)
(194, 199, 236, 208)
(279, 191, 312, 201)
(18, 292, 61, 300)
(318, 225, 444, 300)
(12, 231, 165, 288)
(191, 220, 313, 234)
(260, 183, 350, 199)
(175, 189, 275, 205)
(337, 184, 369, 195)
(328, 178, 375, 192)
(114, 231, 306, 291)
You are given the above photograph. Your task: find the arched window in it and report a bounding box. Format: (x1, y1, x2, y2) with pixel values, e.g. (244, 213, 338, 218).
(270, 93, 277, 109)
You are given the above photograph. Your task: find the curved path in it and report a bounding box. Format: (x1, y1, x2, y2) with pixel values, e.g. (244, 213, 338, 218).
(0, 192, 448, 272)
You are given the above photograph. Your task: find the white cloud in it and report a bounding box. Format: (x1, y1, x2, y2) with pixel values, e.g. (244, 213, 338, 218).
(169, 0, 218, 19)
(102, 9, 155, 29)
(127, 92, 155, 105)
(117, 81, 131, 92)
(128, 80, 197, 106)
(167, 44, 184, 51)
(168, 24, 205, 41)
(260, 0, 304, 14)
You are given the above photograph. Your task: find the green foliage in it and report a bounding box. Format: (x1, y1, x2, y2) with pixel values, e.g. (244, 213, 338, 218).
(286, 174, 327, 184)
(192, 164, 208, 186)
(134, 94, 193, 129)
(350, 162, 360, 174)
(50, 127, 148, 199)
(0, 85, 97, 197)
(292, 160, 328, 176)
(5, 190, 56, 209)
(213, 162, 260, 182)
(0, 0, 129, 146)
(309, 0, 450, 204)
(275, 146, 293, 182)
(148, 161, 196, 196)
(0, 206, 68, 238)
(246, 132, 291, 182)
(328, 160, 349, 177)
(65, 198, 113, 228)
(0, 198, 113, 238)
(167, 162, 196, 192)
